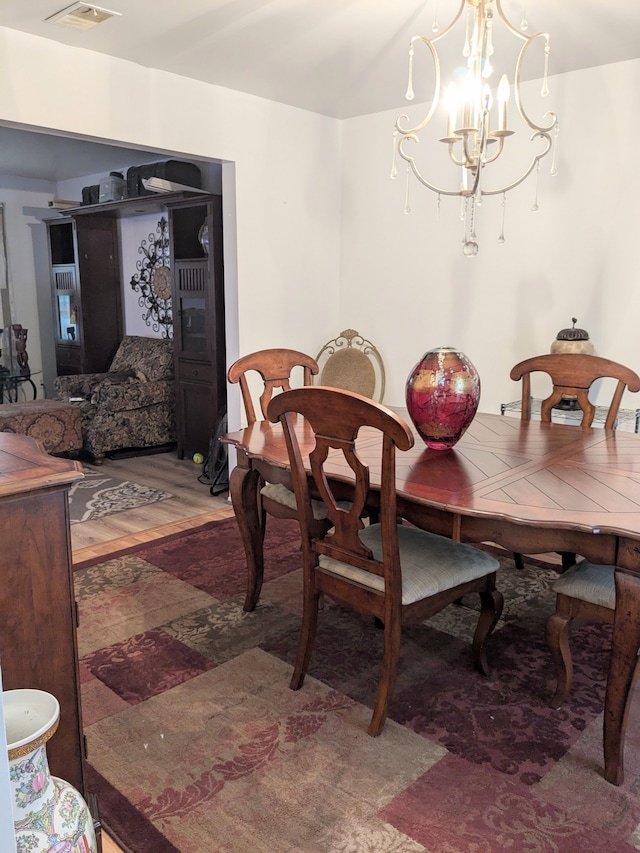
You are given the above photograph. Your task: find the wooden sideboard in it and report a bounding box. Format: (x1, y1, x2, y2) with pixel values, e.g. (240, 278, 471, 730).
(0, 433, 85, 793)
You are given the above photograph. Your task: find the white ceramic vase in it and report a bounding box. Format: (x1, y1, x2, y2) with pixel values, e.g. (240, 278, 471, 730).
(4, 688, 97, 853)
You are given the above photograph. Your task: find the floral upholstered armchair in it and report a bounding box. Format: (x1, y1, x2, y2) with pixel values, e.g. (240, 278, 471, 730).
(53, 335, 176, 464)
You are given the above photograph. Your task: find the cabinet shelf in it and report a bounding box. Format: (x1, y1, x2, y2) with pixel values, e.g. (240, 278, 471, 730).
(54, 190, 212, 220)
(501, 398, 640, 432)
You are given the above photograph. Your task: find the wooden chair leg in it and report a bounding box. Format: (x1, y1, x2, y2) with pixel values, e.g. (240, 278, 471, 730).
(368, 615, 401, 737)
(290, 587, 320, 691)
(545, 610, 573, 708)
(472, 584, 504, 675)
(229, 466, 268, 613)
(513, 552, 525, 570)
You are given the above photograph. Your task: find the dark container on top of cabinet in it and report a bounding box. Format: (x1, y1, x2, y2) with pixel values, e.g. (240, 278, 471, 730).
(48, 215, 123, 376)
(166, 195, 226, 458)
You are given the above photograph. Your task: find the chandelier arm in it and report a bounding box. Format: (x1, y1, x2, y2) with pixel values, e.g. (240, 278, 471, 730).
(399, 129, 551, 199)
(462, 133, 476, 170)
(482, 136, 505, 165)
(479, 131, 552, 196)
(395, 0, 466, 138)
(395, 37, 440, 136)
(398, 136, 469, 197)
(514, 33, 557, 133)
(446, 143, 467, 168)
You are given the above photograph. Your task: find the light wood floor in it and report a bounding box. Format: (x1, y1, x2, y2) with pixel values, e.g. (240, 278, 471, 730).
(72, 448, 235, 853)
(72, 448, 234, 562)
(103, 833, 125, 853)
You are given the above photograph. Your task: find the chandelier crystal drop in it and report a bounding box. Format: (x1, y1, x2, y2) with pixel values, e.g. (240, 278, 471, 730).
(392, 0, 558, 256)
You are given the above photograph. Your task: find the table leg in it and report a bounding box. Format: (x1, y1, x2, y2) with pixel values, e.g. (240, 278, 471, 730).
(604, 568, 640, 785)
(229, 464, 266, 612)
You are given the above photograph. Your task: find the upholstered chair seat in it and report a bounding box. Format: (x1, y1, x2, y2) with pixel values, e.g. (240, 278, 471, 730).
(545, 560, 617, 708)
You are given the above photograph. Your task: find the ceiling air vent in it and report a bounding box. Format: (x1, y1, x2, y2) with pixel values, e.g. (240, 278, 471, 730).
(45, 3, 122, 31)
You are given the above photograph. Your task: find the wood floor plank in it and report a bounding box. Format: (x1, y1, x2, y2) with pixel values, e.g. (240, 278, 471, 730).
(70, 449, 233, 558)
(102, 833, 125, 853)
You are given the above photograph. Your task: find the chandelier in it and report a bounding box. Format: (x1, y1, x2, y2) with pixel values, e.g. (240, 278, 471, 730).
(391, 0, 558, 256)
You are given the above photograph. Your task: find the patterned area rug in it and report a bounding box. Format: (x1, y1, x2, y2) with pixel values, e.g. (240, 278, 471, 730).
(68, 466, 173, 524)
(74, 518, 640, 853)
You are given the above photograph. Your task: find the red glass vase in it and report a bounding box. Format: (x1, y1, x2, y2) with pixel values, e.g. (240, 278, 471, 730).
(405, 347, 480, 450)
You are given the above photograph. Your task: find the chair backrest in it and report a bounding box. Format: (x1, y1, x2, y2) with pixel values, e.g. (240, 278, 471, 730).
(267, 386, 413, 582)
(510, 352, 640, 429)
(227, 348, 319, 425)
(109, 335, 174, 380)
(315, 329, 385, 402)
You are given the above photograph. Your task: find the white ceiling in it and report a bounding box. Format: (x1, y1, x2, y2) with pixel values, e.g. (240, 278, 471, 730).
(0, 0, 639, 181)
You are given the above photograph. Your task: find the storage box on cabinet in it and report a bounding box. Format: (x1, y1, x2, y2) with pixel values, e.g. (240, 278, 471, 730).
(126, 160, 202, 197)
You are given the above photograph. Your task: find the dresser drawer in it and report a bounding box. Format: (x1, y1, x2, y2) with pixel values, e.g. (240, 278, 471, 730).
(177, 360, 214, 384)
(56, 345, 81, 371)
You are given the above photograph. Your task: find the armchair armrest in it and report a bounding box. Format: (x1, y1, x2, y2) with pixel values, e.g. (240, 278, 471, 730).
(54, 372, 110, 400)
(91, 378, 174, 411)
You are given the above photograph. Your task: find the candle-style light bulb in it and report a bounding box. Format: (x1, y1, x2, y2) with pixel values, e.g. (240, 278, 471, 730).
(444, 83, 458, 136)
(497, 74, 510, 131)
(461, 71, 474, 129)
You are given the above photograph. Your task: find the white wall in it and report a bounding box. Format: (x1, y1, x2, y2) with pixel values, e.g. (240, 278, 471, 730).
(119, 211, 169, 337)
(0, 177, 56, 393)
(340, 58, 640, 413)
(0, 31, 637, 414)
(0, 26, 343, 427)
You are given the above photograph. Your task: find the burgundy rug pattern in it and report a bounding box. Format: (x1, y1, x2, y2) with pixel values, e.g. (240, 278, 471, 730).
(74, 517, 640, 853)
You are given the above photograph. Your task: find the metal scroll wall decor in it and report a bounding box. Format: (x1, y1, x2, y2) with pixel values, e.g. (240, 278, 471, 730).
(130, 217, 173, 338)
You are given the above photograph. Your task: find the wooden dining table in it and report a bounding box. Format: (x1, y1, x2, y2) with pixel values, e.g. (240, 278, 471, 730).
(221, 409, 640, 786)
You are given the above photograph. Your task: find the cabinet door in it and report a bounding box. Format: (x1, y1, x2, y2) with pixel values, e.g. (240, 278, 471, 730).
(169, 197, 226, 458)
(177, 378, 218, 454)
(75, 216, 122, 372)
(174, 260, 209, 360)
(53, 265, 80, 345)
(48, 215, 123, 376)
(0, 487, 85, 794)
(49, 220, 82, 375)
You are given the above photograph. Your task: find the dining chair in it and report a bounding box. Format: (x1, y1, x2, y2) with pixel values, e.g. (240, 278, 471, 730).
(509, 353, 640, 707)
(509, 352, 640, 430)
(228, 347, 319, 427)
(544, 560, 621, 708)
(227, 348, 328, 610)
(315, 328, 386, 402)
(267, 385, 503, 737)
(509, 352, 640, 571)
